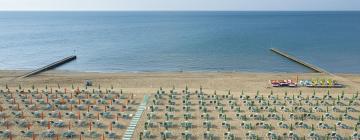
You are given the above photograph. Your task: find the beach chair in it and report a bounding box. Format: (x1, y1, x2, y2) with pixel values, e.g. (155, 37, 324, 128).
(62, 130, 76, 138)
(249, 113, 261, 120)
(236, 113, 247, 120)
(160, 130, 172, 139)
(285, 131, 299, 140)
(336, 121, 351, 129)
(267, 113, 280, 120)
(112, 121, 124, 129)
(317, 121, 331, 129)
(149, 105, 158, 112)
(140, 130, 151, 139)
(159, 121, 173, 128)
(215, 106, 224, 113)
(35, 99, 46, 104)
(104, 131, 117, 138)
(82, 111, 94, 119)
(41, 129, 56, 138)
(197, 95, 205, 100)
(245, 131, 258, 140)
(203, 131, 215, 140)
(64, 112, 76, 119)
(48, 111, 60, 118)
(11, 111, 22, 118)
(118, 112, 133, 119)
(74, 104, 86, 110)
(241, 121, 252, 129)
(81, 130, 100, 138)
(147, 112, 156, 119)
(181, 121, 192, 129)
(152, 99, 160, 105)
(15, 119, 29, 127)
(182, 100, 191, 105)
(89, 105, 100, 111)
(24, 104, 36, 110)
(203, 121, 212, 129)
(55, 104, 68, 110)
(105, 105, 117, 111)
(92, 120, 105, 128)
(342, 113, 354, 120)
(168, 100, 176, 105)
(183, 106, 191, 112)
(165, 112, 175, 120)
(20, 130, 34, 137)
(181, 131, 192, 140)
(183, 113, 192, 120)
(199, 100, 206, 106)
(266, 131, 278, 140)
(74, 120, 87, 127)
(144, 120, 156, 128)
(182, 94, 190, 100)
(169, 94, 176, 100)
(201, 113, 210, 120)
(228, 100, 236, 106)
(80, 99, 91, 105)
(231, 106, 241, 113)
(219, 113, 227, 121)
(20, 99, 31, 104)
(209, 100, 217, 105)
(256, 121, 271, 129)
(352, 132, 360, 139)
(211, 95, 219, 100)
(307, 131, 320, 140)
(222, 121, 231, 129)
(243, 100, 254, 106)
(327, 131, 343, 140)
(67, 99, 77, 104)
(199, 106, 208, 113)
(35, 119, 48, 127)
(224, 132, 235, 140)
(166, 105, 175, 112)
(100, 111, 113, 119)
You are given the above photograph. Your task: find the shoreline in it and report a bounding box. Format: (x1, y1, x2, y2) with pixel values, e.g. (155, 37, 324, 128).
(1, 69, 359, 94)
(1, 68, 360, 75)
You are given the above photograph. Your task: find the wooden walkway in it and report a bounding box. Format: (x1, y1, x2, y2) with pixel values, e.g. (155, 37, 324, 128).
(122, 95, 149, 140)
(21, 55, 76, 78)
(270, 48, 329, 74)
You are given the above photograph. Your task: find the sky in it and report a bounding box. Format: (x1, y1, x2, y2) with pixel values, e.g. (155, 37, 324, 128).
(0, 0, 360, 11)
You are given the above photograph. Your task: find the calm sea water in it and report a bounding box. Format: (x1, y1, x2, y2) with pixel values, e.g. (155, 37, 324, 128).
(0, 11, 359, 73)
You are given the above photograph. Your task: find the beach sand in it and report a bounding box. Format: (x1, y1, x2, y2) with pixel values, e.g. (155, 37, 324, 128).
(1, 70, 359, 93)
(0, 70, 359, 139)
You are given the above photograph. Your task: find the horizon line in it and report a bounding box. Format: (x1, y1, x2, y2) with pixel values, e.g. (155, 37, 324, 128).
(0, 10, 360, 12)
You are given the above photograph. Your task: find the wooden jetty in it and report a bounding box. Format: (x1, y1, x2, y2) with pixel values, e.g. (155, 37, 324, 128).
(270, 48, 329, 74)
(21, 55, 76, 78)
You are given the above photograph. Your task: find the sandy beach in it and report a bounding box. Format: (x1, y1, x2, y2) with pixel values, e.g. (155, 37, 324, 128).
(0, 70, 359, 139)
(1, 70, 359, 93)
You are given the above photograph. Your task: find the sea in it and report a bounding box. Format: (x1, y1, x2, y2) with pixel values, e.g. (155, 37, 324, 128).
(0, 11, 359, 73)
